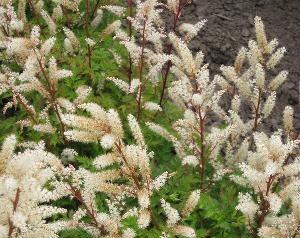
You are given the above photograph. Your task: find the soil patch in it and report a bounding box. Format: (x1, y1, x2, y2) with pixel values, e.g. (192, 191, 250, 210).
(182, 0, 300, 131)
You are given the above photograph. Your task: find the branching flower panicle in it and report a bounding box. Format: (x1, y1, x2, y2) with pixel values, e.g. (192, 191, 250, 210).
(0, 1, 298, 238)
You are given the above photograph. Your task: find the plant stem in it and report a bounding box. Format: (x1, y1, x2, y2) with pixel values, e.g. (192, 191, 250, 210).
(35, 53, 68, 144)
(52, 102, 68, 145)
(61, 6, 71, 27)
(253, 89, 262, 131)
(159, 52, 172, 106)
(159, 2, 187, 106)
(198, 107, 206, 188)
(87, 45, 92, 68)
(292, 224, 300, 238)
(90, 0, 101, 19)
(114, 140, 141, 190)
(28, 0, 41, 25)
(8, 188, 20, 238)
(85, 0, 91, 26)
(252, 174, 278, 237)
(114, 139, 161, 230)
(136, 20, 147, 121)
(126, 0, 134, 84)
(85, 0, 92, 68)
(68, 184, 107, 235)
(15, 93, 37, 124)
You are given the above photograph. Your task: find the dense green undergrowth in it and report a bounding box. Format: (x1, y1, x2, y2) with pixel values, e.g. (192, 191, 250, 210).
(3, 1, 296, 237)
(0, 8, 248, 237)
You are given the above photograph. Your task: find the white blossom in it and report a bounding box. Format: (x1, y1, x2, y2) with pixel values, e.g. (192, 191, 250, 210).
(283, 106, 294, 134)
(236, 193, 259, 223)
(161, 198, 180, 226)
(144, 101, 162, 111)
(181, 190, 200, 217)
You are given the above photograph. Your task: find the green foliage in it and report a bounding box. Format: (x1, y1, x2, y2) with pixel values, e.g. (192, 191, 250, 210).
(0, 1, 250, 237)
(60, 228, 93, 238)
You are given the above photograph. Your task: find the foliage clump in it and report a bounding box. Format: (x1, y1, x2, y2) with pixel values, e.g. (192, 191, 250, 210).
(0, 0, 299, 237)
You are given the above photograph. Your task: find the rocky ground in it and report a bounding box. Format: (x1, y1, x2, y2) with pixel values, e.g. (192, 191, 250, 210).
(181, 0, 300, 131)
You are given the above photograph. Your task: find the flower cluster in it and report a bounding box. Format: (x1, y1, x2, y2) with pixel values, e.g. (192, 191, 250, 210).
(0, 136, 66, 238)
(106, 0, 204, 118)
(0, 0, 298, 238)
(58, 108, 199, 237)
(234, 131, 300, 237)
(216, 17, 288, 152)
(148, 18, 231, 188)
(159, 189, 200, 237)
(148, 14, 294, 191)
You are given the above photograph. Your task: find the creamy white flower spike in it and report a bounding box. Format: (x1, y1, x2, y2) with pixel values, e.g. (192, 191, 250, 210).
(0, 136, 66, 237)
(235, 131, 298, 235)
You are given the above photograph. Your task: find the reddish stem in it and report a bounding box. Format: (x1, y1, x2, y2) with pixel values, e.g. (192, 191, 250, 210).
(292, 224, 300, 238)
(8, 188, 21, 238)
(91, 0, 101, 19)
(253, 174, 279, 237)
(28, 0, 41, 25)
(114, 140, 141, 190)
(15, 93, 37, 124)
(198, 107, 206, 187)
(159, 2, 188, 106)
(61, 6, 71, 27)
(127, 0, 134, 83)
(35, 53, 68, 144)
(88, 45, 92, 68)
(253, 89, 262, 131)
(68, 184, 108, 235)
(85, 0, 93, 68)
(114, 139, 161, 229)
(136, 20, 147, 121)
